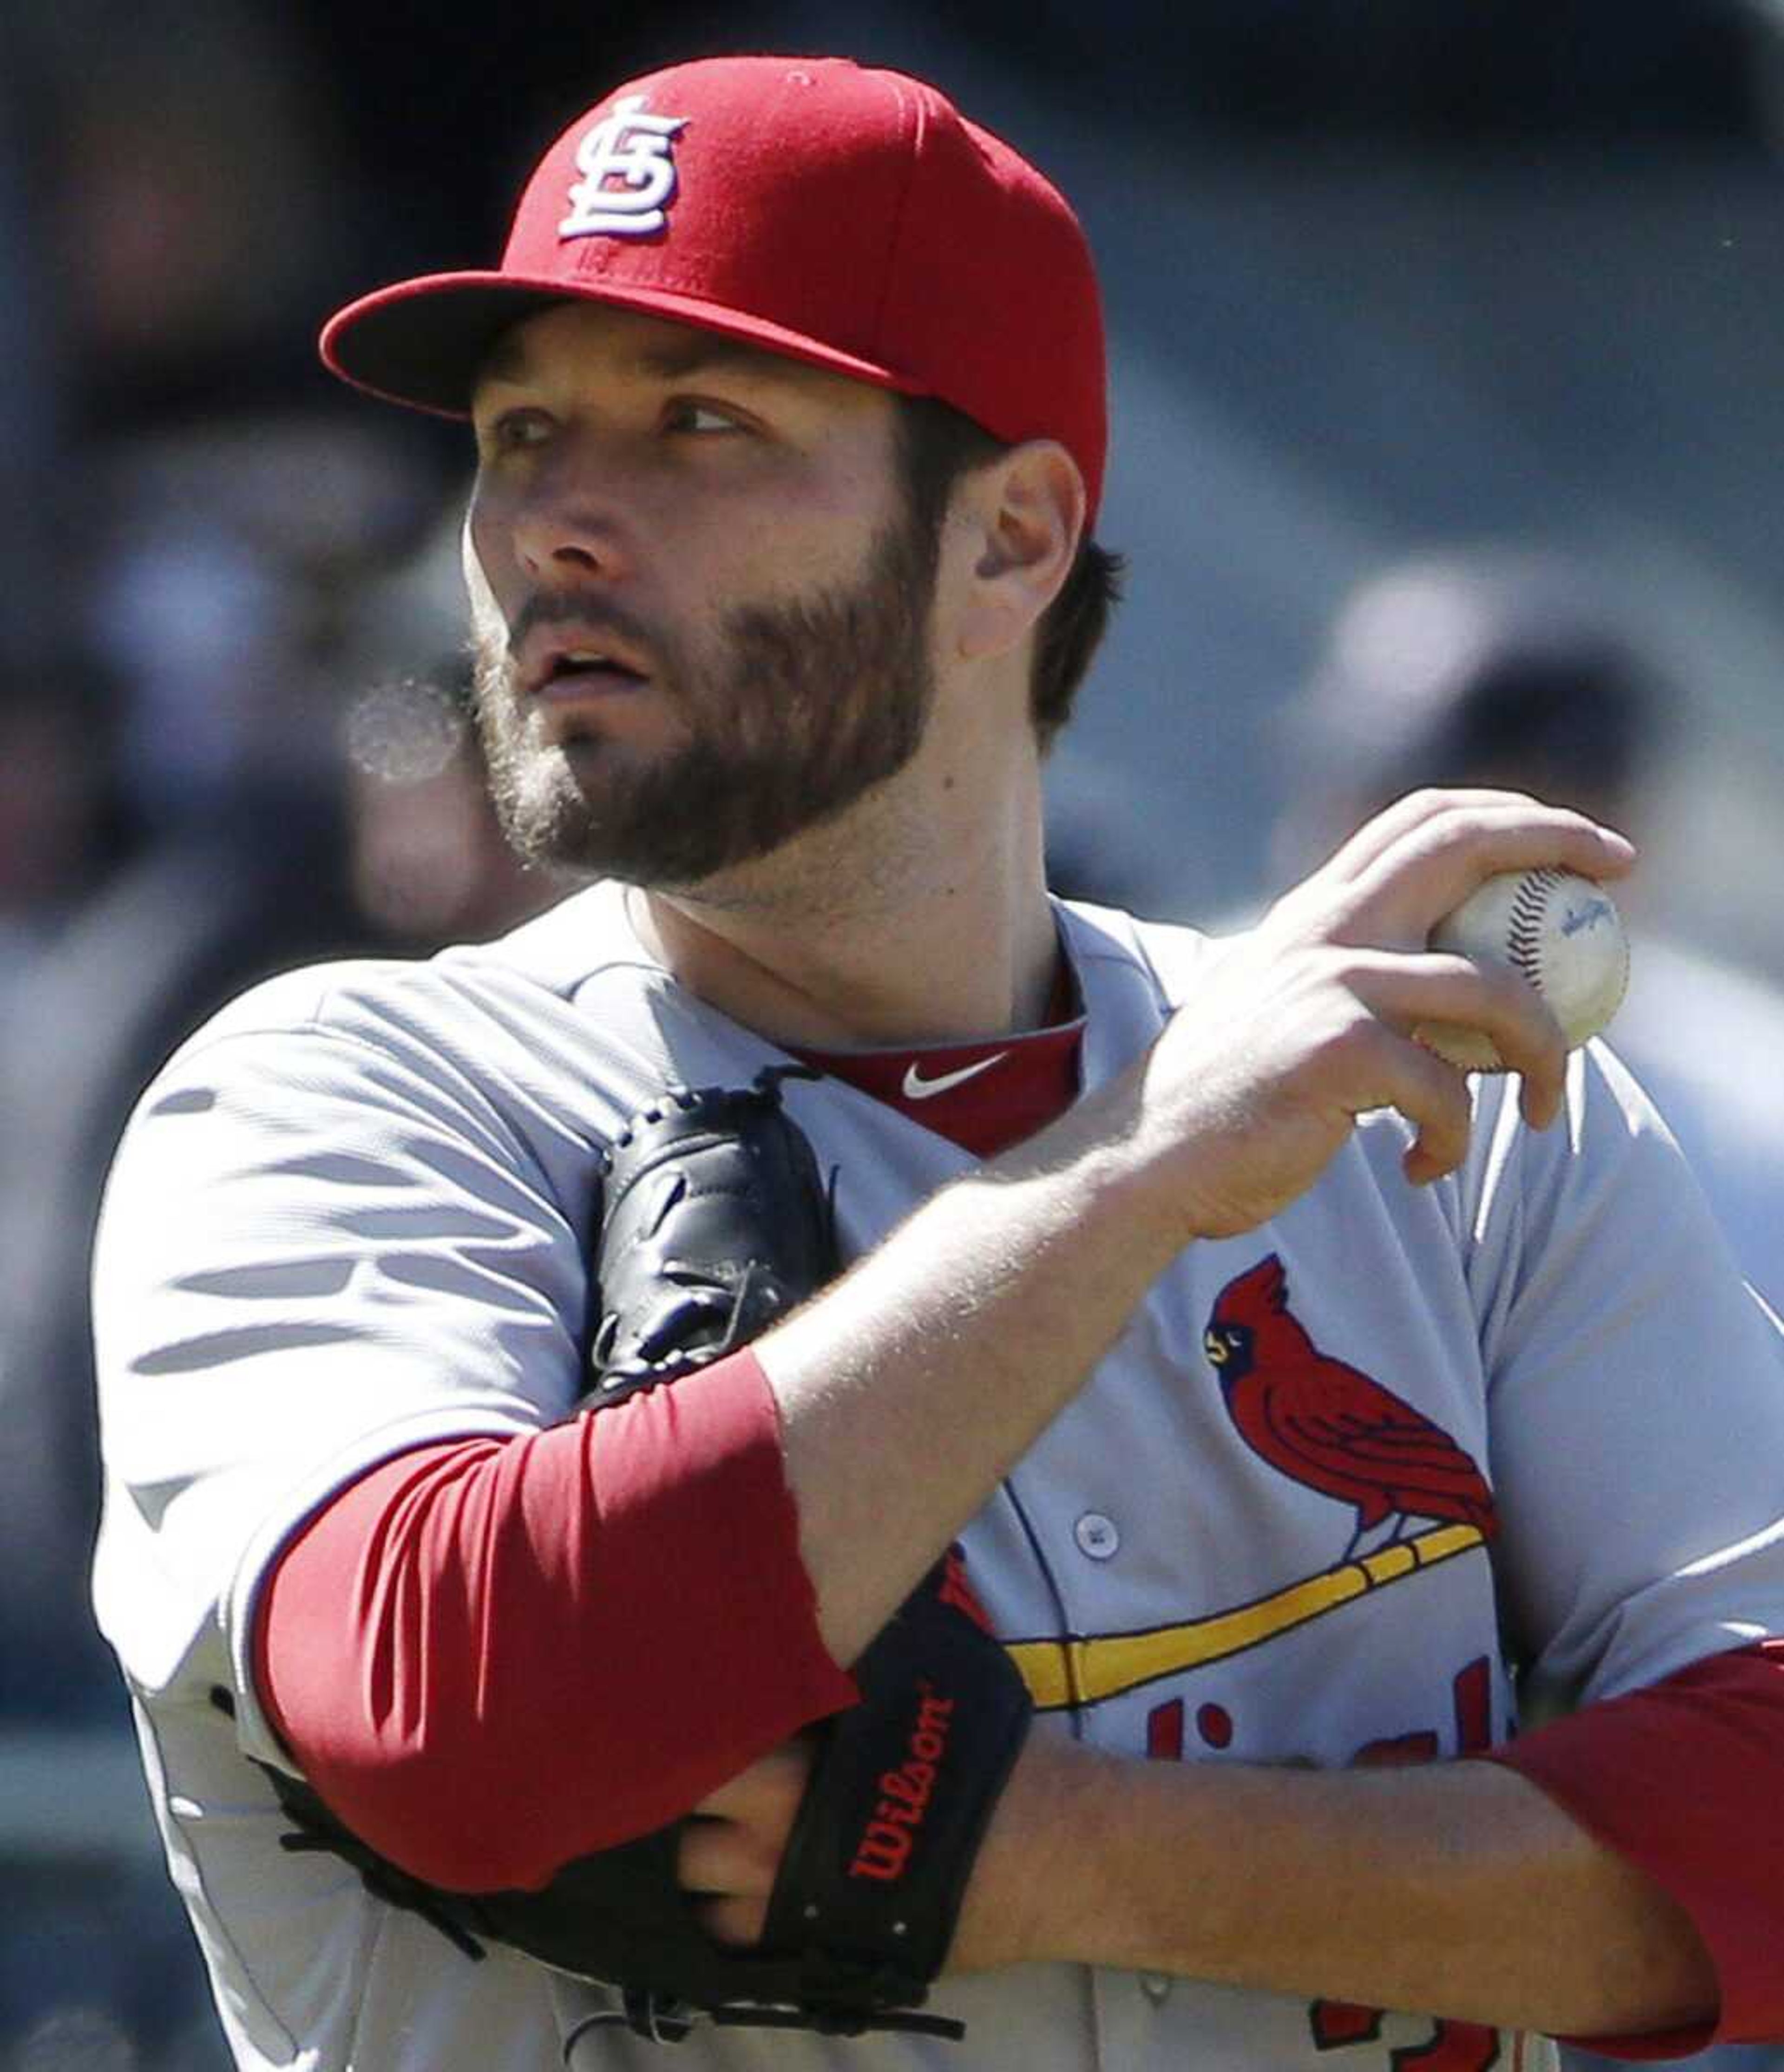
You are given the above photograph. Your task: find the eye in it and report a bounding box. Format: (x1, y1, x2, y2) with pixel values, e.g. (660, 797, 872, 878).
(663, 399, 746, 436)
(480, 406, 555, 455)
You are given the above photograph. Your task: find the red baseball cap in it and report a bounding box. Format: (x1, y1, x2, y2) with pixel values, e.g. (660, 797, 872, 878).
(320, 54, 1108, 521)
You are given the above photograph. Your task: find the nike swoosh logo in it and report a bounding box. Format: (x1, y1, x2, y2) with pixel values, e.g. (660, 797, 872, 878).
(901, 1052, 1010, 1101)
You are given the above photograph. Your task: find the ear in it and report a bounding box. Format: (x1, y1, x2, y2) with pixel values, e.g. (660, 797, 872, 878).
(951, 440, 1086, 664)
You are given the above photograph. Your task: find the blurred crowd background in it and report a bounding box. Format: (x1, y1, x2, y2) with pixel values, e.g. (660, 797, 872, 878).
(6, 1, 1784, 2066)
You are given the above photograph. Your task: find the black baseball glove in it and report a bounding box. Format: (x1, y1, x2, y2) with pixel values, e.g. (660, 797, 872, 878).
(245, 1067, 1032, 2043)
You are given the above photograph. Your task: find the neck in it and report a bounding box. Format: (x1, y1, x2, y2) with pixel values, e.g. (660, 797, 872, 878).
(629, 739, 1058, 1049)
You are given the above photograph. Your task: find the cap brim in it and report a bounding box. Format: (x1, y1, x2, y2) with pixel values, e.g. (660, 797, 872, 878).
(321, 271, 928, 418)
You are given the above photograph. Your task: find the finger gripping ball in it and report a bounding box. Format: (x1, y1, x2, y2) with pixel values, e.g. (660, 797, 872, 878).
(1418, 868, 1629, 1072)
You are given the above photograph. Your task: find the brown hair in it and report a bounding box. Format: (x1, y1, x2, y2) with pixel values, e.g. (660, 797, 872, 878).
(894, 395, 1123, 751)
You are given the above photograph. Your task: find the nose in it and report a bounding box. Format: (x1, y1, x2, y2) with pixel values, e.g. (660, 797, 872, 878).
(505, 442, 637, 586)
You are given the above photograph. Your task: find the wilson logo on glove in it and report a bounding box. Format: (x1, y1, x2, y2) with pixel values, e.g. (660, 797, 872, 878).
(849, 1681, 957, 1882)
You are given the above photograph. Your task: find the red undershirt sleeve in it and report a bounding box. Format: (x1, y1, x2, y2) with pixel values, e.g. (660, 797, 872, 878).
(253, 1346, 858, 1894)
(1482, 1639, 1784, 2056)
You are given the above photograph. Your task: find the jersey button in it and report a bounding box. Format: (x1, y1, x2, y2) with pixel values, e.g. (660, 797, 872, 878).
(1074, 1512, 1120, 1560)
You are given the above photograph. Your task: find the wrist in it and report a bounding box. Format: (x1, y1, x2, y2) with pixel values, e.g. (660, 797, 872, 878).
(952, 1733, 1113, 1973)
(990, 1065, 1204, 1262)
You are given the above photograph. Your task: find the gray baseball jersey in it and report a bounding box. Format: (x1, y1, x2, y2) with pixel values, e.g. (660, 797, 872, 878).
(91, 879, 1784, 2072)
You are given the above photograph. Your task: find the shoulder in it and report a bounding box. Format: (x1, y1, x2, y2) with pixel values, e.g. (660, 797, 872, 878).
(146, 881, 640, 1085)
(106, 881, 784, 1200)
(1454, 1033, 1722, 1305)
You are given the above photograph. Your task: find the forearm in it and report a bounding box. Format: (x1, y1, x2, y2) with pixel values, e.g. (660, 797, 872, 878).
(761, 1078, 1187, 1661)
(256, 1379, 855, 1887)
(983, 1739, 1716, 2039)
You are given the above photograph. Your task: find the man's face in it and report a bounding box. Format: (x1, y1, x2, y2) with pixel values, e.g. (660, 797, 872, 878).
(465, 301, 940, 889)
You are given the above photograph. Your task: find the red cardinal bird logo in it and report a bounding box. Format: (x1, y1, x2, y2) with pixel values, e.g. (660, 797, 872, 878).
(1204, 1255, 1497, 1559)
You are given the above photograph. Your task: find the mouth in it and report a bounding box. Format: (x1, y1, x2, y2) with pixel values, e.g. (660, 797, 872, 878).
(516, 619, 657, 705)
(530, 649, 653, 703)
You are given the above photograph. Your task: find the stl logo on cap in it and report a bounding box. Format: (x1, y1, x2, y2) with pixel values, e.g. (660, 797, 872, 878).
(558, 94, 689, 240)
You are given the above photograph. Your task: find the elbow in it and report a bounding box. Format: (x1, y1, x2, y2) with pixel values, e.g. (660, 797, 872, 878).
(285, 1662, 759, 1894)
(295, 1725, 584, 1895)
(1550, 1919, 1719, 2050)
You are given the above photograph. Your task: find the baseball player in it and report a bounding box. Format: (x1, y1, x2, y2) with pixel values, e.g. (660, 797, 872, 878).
(90, 53, 1784, 2072)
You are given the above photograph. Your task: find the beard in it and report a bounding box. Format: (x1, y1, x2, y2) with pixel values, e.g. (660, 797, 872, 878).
(469, 507, 939, 889)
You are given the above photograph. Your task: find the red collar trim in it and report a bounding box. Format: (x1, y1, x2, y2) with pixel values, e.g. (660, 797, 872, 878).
(786, 1014, 1083, 1158)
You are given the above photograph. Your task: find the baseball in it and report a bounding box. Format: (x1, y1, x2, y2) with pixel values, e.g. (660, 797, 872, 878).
(1417, 867, 1629, 1072)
